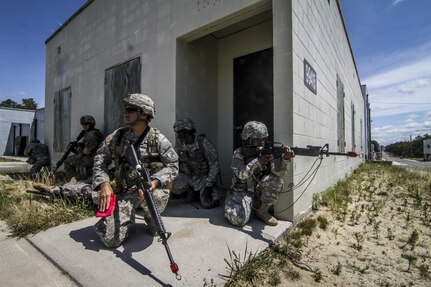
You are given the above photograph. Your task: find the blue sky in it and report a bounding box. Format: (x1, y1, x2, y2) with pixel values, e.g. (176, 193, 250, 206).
(1, 0, 430, 146)
(341, 0, 431, 145)
(0, 0, 87, 107)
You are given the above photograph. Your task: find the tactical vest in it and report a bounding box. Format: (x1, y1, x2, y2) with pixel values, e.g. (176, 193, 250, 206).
(112, 127, 161, 191)
(178, 135, 209, 177)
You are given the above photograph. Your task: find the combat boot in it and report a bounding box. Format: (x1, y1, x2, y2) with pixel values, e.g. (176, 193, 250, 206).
(255, 204, 278, 226)
(32, 183, 52, 193)
(144, 217, 158, 237)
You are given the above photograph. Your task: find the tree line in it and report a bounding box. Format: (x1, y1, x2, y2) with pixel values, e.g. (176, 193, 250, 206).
(385, 134, 431, 158)
(0, 98, 38, 110)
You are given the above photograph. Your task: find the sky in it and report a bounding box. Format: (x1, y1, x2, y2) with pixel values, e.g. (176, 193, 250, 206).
(0, 0, 87, 107)
(1, 0, 430, 146)
(341, 0, 431, 145)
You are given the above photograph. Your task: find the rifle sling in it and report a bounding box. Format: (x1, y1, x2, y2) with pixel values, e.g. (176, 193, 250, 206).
(118, 126, 151, 188)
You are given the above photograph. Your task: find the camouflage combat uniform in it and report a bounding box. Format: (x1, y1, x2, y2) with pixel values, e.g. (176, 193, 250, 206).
(64, 127, 103, 179)
(172, 135, 221, 208)
(92, 127, 178, 248)
(224, 121, 292, 226)
(24, 140, 50, 173)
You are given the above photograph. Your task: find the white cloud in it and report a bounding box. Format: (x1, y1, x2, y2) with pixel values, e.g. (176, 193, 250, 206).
(392, 0, 405, 6)
(372, 113, 431, 145)
(365, 56, 431, 118)
(364, 57, 431, 90)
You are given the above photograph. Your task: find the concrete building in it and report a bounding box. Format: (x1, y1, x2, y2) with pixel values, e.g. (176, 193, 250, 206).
(45, 0, 366, 221)
(29, 108, 46, 144)
(424, 139, 431, 161)
(0, 107, 35, 156)
(361, 84, 371, 160)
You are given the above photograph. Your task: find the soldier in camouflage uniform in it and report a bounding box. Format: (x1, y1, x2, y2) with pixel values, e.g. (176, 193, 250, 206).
(224, 121, 295, 227)
(32, 181, 98, 202)
(24, 139, 50, 173)
(64, 115, 103, 181)
(171, 117, 221, 209)
(92, 93, 178, 248)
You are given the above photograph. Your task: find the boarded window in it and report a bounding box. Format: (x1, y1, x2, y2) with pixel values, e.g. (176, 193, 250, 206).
(351, 103, 356, 151)
(337, 76, 345, 152)
(104, 58, 141, 134)
(53, 87, 71, 152)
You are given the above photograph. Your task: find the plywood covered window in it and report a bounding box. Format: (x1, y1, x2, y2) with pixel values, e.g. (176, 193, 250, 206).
(104, 57, 141, 134)
(53, 87, 71, 152)
(351, 102, 356, 151)
(337, 76, 345, 152)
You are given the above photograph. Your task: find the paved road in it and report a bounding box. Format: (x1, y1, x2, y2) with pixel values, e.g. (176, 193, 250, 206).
(382, 152, 431, 171)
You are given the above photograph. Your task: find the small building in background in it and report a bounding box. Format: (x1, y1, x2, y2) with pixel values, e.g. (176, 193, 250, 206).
(424, 139, 431, 161)
(30, 108, 46, 144)
(0, 107, 35, 156)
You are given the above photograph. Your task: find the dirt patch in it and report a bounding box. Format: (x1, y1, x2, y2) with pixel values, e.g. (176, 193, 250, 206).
(225, 163, 431, 286)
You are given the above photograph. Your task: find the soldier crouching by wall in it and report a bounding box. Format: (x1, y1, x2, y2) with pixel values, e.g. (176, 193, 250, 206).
(224, 121, 295, 227)
(171, 117, 222, 209)
(64, 115, 103, 181)
(24, 139, 50, 173)
(92, 93, 178, 248)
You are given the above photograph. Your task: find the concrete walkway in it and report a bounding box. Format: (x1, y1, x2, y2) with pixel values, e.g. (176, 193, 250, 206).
(0, 220, 77, 287)
(0, 156, 30, 172)
(1, 199, 292, 286)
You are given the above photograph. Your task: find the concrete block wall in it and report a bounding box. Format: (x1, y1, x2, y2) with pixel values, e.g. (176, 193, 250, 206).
(45, 0, 266, 165)
(287, 0, 364, 219)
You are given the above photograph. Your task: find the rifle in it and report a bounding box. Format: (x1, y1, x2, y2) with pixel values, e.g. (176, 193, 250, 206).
(125, 144, 181, 280)
(258, 142, 358, 158)
(54, 130, 86, 171)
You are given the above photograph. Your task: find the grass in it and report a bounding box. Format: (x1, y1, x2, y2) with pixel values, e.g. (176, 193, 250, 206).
(0, 169, 94, 237)
(222, 162, 431, 286)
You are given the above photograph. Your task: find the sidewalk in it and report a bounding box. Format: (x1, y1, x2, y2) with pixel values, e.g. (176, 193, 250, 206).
(0, 220, 77, 287)
(2, 199, 292, 286)
(0, 156, 30, 172)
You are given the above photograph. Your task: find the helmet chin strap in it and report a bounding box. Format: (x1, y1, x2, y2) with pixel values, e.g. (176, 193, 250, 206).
(127, 109, 148, 126)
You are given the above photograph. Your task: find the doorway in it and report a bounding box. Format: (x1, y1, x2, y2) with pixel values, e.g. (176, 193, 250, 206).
(233, 48, 273, 149)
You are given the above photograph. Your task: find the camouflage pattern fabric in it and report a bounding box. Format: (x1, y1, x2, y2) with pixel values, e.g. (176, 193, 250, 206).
(50, 181, 97, 201)
(241, 121, 268, 140)
(92, 127, 178, 248)
(224, 147, 290, 226)
(172, 135, 221, 208)
(64, 128, 103, 179)
(24, 141, 50, 173)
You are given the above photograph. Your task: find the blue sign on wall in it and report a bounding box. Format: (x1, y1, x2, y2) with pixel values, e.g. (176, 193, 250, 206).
(304, 59, 317, 94)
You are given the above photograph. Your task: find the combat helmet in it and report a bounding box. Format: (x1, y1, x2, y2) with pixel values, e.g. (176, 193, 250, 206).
(123, 93, 156, 118)
(80, 115, 96, 126)
(241, 121, 268, 140)
(173, 117, 196, 133)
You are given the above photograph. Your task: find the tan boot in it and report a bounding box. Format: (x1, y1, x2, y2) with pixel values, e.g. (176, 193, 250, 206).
(32, 183, 52, 193)
(255, 204, 278, 226)
(144, 217, 158, 237)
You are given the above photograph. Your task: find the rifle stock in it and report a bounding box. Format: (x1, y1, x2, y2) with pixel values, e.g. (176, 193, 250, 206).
(125, 144, 181, 280)
(54, 130, 86, 171)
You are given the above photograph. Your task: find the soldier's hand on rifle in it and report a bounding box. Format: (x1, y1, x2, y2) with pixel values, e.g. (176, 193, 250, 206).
(282, 146, 295, 160)
(99, 182, 114, 211)
(137, 180, 158, 200)
(258, 154, 273, 165)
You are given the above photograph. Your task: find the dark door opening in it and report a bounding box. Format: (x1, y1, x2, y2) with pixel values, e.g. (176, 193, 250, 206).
(233, 48, 273, 149)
